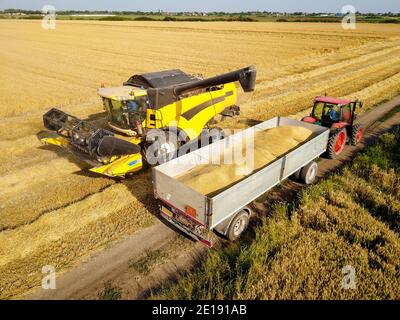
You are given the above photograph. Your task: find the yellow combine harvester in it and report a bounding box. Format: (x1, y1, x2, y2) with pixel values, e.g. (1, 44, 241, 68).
(39, 66, 256, 177)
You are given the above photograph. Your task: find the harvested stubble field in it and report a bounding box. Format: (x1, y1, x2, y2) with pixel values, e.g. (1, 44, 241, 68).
(0, 20, 399, 299)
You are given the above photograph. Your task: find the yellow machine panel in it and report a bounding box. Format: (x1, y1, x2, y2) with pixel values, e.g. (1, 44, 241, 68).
(89, 153, 143, 177)
(152, 83, 237, 140)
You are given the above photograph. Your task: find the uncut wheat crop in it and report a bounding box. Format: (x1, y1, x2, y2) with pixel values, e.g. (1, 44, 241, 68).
(0, 19, 399, 299)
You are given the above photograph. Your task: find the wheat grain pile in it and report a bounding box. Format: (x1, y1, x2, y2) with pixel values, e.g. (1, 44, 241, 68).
(178, 126, 313, 196)
(0, 20, 399, 298)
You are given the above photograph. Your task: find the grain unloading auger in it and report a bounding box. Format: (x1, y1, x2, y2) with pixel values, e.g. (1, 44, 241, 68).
(39, 66, 257, 177)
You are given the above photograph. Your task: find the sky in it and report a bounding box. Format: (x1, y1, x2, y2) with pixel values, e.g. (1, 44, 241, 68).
(0, 0, 399, 13)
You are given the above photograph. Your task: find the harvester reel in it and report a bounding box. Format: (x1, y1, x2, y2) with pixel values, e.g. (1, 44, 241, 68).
(43, 108, 68, 131)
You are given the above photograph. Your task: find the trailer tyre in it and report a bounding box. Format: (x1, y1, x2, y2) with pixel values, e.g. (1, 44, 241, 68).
(227, 210, 250, 241)
(300, 161, 318, 185)
(291, 169, 301, 181)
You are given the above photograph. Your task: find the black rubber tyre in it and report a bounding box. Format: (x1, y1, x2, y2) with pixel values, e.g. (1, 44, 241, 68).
(291, 169, 301, 181)
(207, 127, 226, 143)
(326, 128, 347, 159)
(226, 210, 250, 241)
(350, 124, 364, 145)
(300, 161, 318, 185)
(198, 127, 226, 148)
(144, 129, 179, 166)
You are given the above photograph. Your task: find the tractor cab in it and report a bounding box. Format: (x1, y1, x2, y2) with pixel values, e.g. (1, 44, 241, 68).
(303, 96, 362, 128)
(302, 96, 364, 159)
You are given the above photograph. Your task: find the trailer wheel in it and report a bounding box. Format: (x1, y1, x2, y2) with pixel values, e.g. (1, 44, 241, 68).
(291, 168, 301, 181)
(227, 210, 250, 241)
(300, 161, 318, 185)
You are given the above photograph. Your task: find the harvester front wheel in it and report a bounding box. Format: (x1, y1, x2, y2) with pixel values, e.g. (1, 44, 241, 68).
(144, 129, 179, 166)
(326, 128, 347, 159)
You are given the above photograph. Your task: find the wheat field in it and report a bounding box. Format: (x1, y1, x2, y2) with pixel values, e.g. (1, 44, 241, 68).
(0, 20, 399, 299)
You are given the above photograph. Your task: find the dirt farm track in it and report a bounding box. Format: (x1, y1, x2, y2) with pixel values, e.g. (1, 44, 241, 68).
(0, 20, 399, 299)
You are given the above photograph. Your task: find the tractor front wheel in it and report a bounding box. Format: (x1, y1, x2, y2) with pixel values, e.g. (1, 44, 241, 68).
(350, 124, 363, 145)
(326, 128, 347, 159)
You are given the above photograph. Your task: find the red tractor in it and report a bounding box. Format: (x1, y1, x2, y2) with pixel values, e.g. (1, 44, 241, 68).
(302, 96, 364, 158)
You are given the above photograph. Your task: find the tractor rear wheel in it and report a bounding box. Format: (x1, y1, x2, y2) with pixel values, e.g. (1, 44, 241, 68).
(350, 124, 363, 145)
(326, 128, 347, 159)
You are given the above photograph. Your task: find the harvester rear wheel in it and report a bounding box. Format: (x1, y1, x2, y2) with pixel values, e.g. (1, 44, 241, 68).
(326, 128, 347, 159)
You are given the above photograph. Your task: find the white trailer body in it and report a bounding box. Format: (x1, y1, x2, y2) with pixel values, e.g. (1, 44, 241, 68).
(152, 117, 329, 246)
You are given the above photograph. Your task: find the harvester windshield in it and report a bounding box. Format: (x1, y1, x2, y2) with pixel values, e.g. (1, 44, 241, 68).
(102, 96, 147, 130)
(103, 99, 129, 129)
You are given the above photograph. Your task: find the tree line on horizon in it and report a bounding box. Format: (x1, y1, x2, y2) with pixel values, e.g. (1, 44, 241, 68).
(2, 9, 400, 16)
